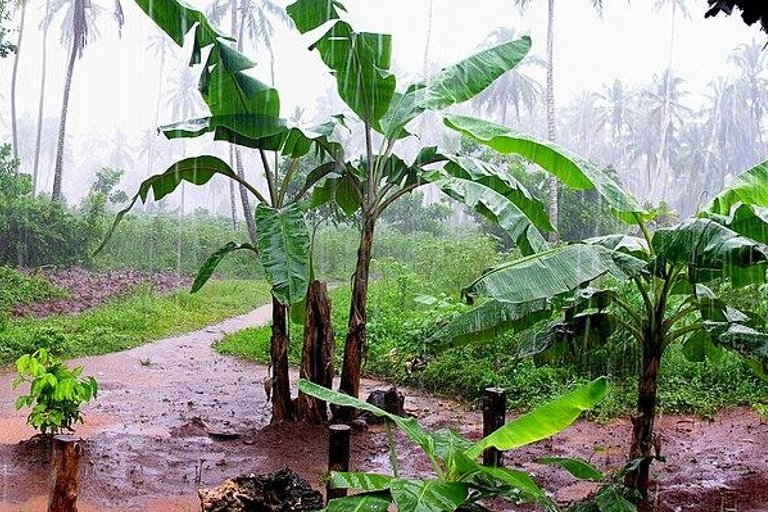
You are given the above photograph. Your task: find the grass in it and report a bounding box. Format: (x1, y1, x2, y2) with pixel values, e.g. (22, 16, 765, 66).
(0, 266, 68, 311)
(0, 279, 272, 362)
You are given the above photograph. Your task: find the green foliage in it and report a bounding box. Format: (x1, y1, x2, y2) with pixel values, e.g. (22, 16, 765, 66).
(0, 280, 271, 363)
(0, 145, 98, 267)
(300, 377, 609, 512)
(13, 349, 98, 435)
(379, 191, 451, 236)
(0, 0, 13, 58)
(0, 267, 68, 312)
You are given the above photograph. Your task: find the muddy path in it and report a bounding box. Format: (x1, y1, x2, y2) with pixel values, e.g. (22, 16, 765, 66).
(0, 304, 766, 511)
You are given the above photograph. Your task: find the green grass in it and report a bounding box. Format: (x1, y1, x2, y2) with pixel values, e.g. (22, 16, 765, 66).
(0, 279, 272, 362)
(0, 266, 68, 311)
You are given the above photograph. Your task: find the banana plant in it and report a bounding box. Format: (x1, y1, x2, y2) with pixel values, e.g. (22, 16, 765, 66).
(96, 0, 351, 422)
(298, 378, 636, 512)
(285, 0, 636, 416)
(432, 116, 768, 499)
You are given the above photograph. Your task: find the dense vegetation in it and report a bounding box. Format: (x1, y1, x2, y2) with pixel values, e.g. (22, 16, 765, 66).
(217, 230, 768, 420)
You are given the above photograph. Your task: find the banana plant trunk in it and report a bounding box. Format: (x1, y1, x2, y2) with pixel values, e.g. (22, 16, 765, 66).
(270, 296, 294, 422)
(297, 280, 335, 423)
(625, 330, 663, 499)
(337, 215, 375, 420)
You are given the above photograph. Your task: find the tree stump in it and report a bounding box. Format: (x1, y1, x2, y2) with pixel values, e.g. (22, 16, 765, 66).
(48, 435, 82, 512)
(297, 280, 335, 423)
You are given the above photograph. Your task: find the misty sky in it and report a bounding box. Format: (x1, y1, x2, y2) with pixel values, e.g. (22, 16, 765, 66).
(0, 0, 764, 178)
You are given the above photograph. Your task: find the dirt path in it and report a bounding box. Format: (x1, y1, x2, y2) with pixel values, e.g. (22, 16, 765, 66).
(0, 305, 766, 511)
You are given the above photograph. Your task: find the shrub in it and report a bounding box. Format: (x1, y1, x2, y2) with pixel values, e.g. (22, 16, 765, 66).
(13, 349, 98, 435)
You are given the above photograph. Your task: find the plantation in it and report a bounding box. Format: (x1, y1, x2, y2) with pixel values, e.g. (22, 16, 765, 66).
(1, 0, 768, 511)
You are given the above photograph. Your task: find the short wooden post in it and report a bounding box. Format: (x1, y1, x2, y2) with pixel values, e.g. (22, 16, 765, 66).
(482, 387, 506, 467)
(327, 424, 351, 503)
(48, 435, 82, 512)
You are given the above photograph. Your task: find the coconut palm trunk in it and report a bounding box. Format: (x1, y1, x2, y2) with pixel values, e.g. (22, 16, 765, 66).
(52, 23, 80, 201)
(10, 1, 26, 161)
(32, 0, 52, 194)
(545, 0, 558, 239)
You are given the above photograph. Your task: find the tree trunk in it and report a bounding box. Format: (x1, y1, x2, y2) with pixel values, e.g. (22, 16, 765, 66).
(32, 0, 51, 195)
(48, 435, 81, 512)
(336, 216, 375, 421)
(10, 2, 26, 162)
(234, 148, 258, 245)
(625, 334, 662, 500)
(297, 281, 335, 423)
(270, 296, 294, 422)
(228, 147, 239, 230)
(545, 0, 559, 240)
(53, 34, 78, 201)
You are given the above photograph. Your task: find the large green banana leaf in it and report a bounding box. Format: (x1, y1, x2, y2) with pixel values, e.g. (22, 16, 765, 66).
(652, 218, 768, 284)
(325, 492, 391, 512)
(161, 114, 347, 160)
(431, 176, 547, 255)
(254, 204, 311, 305)
(287, 0, 395, 127)
(95, 156, 259, 254)
(191, 242, 258, 293)
(465, 377, 607, 459)
(134, 0, 281, 119)
(702, 202, 768, 244)
(706, 159, 768, 215)
(462, 245, 647, 305)
(380, 37, 532, 141)
(427, 299, 552, 350)
(388, 479, 468, 512)
(584, 234, 650, 258)
(443, 115, 648, 224)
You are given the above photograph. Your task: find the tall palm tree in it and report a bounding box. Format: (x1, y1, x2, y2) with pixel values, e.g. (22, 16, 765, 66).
(32, 0, 53, 194)
(729, 39, 768, 155)
(51, 0, 123, 200)
(563, 90, 603, 159)
(473, 27, 544, 126)
(642, 68, 690, 200)
(513, 0, 603, 237)
(10, 0, 26, 161)
(654, 0, 690, 69)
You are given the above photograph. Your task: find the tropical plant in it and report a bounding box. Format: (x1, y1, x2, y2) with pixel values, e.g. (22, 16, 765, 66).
(285, 0, 608, 417)
(299, 377, 637, 512)
(32, 0, 53, 195)
(13, 349, 99, 435)
(432, 115, 768, 500)
(9, 0, 25, 161)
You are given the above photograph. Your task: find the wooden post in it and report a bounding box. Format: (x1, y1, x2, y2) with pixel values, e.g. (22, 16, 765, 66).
(327, 424, 351, 503)
(482, 387, 506, 467)
(48, 435, 82, 512)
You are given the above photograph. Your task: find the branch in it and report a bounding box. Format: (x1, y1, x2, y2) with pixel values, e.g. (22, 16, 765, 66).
(277, 157, 300, 207)
(612, 295, 645, 327)
(668, 323, 704, 342)
(613, 316, 645, 345)
(374, 182, 422, 218)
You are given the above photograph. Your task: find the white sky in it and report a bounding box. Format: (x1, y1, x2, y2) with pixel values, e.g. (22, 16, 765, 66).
(0, 0, 763, 162)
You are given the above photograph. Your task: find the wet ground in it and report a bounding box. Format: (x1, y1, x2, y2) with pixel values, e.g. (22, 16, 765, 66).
(0, 304, 766, 511)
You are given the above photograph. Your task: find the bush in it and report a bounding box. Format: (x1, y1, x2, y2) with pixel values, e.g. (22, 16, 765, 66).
(13, 349, 98, 435)
(0, 266, 67, 311)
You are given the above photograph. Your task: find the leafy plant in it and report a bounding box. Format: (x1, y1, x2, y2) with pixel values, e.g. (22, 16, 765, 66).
(432, 117, 768, 499)
(299, 377, 635, 512)
(13, 349, 98, 435)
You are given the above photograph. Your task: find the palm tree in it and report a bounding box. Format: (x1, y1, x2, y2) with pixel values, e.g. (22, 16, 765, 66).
(32, 0, 53, 194)
(144, 30, 175, 191)
(473, 27, 544, 126)
(654, 0, 690, 69)
(563, 90, 603, 159)
(51, 0, 123, 200)
(642, 68, 690, 200)
(513, 0, 603, 238)
(10, 0, 26, 161)
(729, 39, 768, 155)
